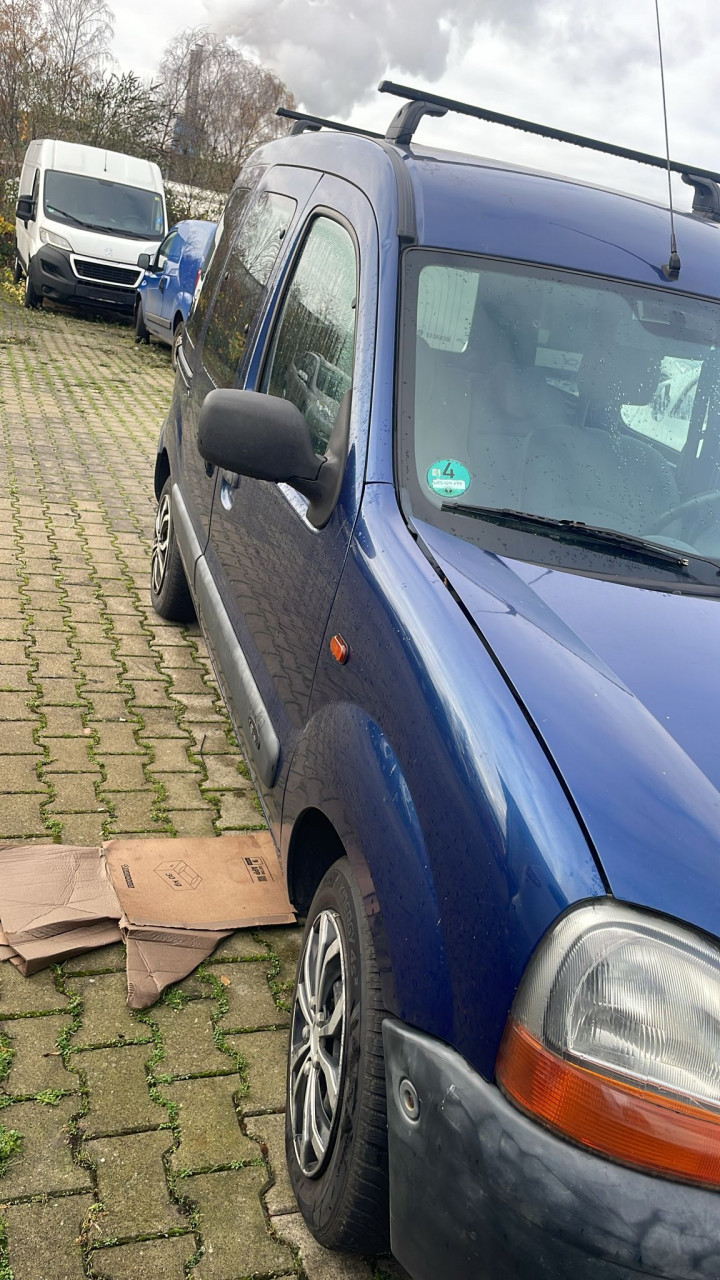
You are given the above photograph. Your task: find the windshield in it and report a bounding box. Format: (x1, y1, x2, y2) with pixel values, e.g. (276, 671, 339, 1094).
(399, 250, 720, 585)
(44, 170, 165, 240)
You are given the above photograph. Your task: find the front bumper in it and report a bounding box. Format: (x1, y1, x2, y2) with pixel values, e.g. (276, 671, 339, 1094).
(29, 246, 136, 311)
(383, 1019, 720, 1280)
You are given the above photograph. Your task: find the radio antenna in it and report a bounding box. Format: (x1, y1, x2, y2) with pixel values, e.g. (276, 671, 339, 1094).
(655, 0, 680, 280)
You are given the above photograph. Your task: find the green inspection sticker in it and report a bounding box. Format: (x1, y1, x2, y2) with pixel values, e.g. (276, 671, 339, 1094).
(426, 459, 472, 498)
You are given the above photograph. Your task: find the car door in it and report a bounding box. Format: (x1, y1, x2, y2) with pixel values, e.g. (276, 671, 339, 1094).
(174, 169, 319, 561)
(159, 230, 183, 327)
(202, 174, 378, 821)
(144, 230, 176, 336)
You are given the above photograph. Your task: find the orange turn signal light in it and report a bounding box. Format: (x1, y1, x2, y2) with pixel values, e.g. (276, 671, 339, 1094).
(330, 634, 349, 664)
(496, 1019, 720, 1189)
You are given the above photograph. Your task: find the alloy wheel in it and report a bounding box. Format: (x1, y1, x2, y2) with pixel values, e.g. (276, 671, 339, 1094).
(289, 909, 347, 1177)
(151, 492, 171, 595)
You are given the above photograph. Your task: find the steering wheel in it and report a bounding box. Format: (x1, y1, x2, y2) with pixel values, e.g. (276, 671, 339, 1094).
(124, 216, 144, 230)
(647, 490, 720, 536)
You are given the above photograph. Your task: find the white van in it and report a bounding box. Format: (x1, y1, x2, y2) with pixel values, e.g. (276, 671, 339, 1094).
(15, 139, 167, 311)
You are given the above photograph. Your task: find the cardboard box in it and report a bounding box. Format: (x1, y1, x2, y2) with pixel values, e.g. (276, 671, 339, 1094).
(0, 844, 121, 941)
(103, 834, 295, 931)
(9, 921, 122, 976)
(122, 920, 232, 1009)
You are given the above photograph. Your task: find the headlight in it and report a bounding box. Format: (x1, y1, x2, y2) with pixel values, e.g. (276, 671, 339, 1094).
(39, 227, 73, 251)
(496, 900, 720, 1187)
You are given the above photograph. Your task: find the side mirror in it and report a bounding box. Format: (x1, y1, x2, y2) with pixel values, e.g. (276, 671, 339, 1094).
(197, 388, 351, 529)
(137, 252, 151, 269)
(16, 196, 34, 223)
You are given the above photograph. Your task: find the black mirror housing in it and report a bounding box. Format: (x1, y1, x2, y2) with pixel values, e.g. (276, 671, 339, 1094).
(137, 252, 151, 269)
(197, 389, 350, 529)
(16, 196, 34, 223)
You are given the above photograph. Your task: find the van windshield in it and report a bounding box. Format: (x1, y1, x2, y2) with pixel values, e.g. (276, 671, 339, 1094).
(44, 171, 165, 240)
(399, 250, 720, 588)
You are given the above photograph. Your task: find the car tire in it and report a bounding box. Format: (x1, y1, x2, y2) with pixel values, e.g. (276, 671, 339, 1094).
(285, 856, 390, 1253)
(171, 319, 184, 370)
(13, 254, 22, 285)
(134, 298, 150, 344)
(23, 267, 41, 309)
(150, 478, 195, 622)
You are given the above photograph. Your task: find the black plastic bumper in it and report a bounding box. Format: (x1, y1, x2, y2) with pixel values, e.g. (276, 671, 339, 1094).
(30, 246, 136, 311)
(383, 1019, 720, 1280)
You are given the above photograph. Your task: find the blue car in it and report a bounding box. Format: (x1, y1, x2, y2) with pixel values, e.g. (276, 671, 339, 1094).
(135, 218, 216, 367)
(149, 83, 720, 1279)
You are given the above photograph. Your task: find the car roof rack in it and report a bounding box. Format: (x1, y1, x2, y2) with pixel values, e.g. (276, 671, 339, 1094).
(277, 107, 383, 140)
(378, 80, 720, 220)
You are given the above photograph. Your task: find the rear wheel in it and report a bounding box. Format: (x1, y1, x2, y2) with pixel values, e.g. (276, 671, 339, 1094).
(150, 478, 194, 622)
(134, 298, 150, 343)
(171, 319, 184, 370)
(286, 856, 389, 1252)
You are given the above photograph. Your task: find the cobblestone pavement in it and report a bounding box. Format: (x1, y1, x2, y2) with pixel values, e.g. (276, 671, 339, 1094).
(0, 297, 405, 1280)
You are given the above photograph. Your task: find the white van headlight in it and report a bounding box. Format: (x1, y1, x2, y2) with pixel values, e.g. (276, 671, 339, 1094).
(39, 228, 73, 252)
(496, 900, 720, 1187)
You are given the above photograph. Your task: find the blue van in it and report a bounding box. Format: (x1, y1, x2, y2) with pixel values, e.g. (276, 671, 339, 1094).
(135, 218, 216, 367)
(150, 84, 720, 1279)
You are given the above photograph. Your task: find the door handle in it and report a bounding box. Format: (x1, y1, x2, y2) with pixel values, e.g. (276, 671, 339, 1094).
(159, 276, 167, 292)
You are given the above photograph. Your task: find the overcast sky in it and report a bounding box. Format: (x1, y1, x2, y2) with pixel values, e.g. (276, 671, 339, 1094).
(111, 0, 719, 208)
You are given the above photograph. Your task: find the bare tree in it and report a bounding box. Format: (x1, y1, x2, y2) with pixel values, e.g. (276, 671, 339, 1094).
(0, 0, 46, 171)
(43, 0, 113, 115)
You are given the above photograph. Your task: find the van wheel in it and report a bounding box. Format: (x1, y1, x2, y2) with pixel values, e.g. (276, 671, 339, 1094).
(150, 479, 195, 622)
(12, 255, 22, 285)
(134, 299, 150, 344)
(23, 271, 41, 309)
(286, 856, 390, 1253)
(171, 320, 184, 370)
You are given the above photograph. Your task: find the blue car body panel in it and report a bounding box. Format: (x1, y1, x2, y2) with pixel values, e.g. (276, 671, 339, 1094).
(139, 218, 215, 345)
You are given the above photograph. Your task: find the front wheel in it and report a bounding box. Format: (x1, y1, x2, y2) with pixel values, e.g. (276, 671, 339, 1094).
(150, 478, 195, 622)
(12, 253, 22, 285)
(134, 298, 150, 343)
(171, 319, 184, 370)
(23, 267, 41, 309)
(285, 856, 390, 1253)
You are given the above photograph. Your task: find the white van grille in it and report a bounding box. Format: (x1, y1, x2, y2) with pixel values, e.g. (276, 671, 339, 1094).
(72, 259, 141, 288)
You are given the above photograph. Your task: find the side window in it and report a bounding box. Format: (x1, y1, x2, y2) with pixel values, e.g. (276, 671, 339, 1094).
(185, 184, 250, 351)
(262, 218, 357, 455)
(203, 191, 296, 388)
(19, 165, 37, 199)
(156, 231, 178, 272)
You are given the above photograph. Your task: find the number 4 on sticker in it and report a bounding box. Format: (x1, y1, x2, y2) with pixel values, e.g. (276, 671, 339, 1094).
(426, 458, 472, 498)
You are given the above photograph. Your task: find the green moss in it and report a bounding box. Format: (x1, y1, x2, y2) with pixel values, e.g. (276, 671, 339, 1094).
(0, 1123, 23, 1177)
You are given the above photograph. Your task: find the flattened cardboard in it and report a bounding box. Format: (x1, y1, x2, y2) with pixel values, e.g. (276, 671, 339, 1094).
(104, 834, 295, 931)
(122, 920, 232, 1009)
(0, 844, 121, 940)
(9, 921, 122, 976)
(0, 924, 15, 962)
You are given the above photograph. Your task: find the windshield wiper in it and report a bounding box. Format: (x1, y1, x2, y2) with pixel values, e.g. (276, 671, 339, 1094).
(46, 209, 155, 240)
(46, 207, 96, 229)
(440, 503, 695, 571)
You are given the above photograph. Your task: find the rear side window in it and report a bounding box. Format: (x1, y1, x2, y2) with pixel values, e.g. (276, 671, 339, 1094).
(261, 217, 357, 454)
(203, 191, 296, 388)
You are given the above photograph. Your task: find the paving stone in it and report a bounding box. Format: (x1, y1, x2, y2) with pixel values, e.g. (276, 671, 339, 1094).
(155, 774, 208, 810)
(4, 1194, 94, 1280)
(64, 942, 126, 974)
(42, 708, 87, 736)
(47, 773, 101, 813)
(42, 737, 96, 770)
(0, 1096, 89, 1197)
(214, 790, 265, 829)
(168, 810, 218, 838)
(190, 1167, 292, 1279)
(0, 721, 40, 754)
(227, 1030, 289, 1113)
(0, 1013, 77, 1097)
(0, 663, 32, 691)
(0, 640, 28, 663)
(0, 692, 34, 720)
(0, 793, 47, 837)
(273, 1213, 375, 1280)
(91, 1237, 196, 1280)
(88, 694, 133, 720)
(34, 630, 74, 653)
(218, 962, 285, 1031)
(170, 693, 221, 721)
(35, 652, 76, 678)
(93, 722, 142, 753)
(39, 677, 82, 706)
(0, 756, 45, 791)
(199, 755, 248, 790)
(84, 667, 128, 694)
(136, 708, 187, 737)
(130, 680, 171, 707)
(86, 1130, 182, 1238)
(0, 962, 68, 1015)
(79, 1043, 164, 1136)
(145, 737, 196, 771)
(151, 1003, 235, 1078)
(56, 812, 107, 844)
(245, 1111, 296, 1216)
(166, 1074, 257, 1172)
(256, 925, 304, 992)
(207, 932, 268, 963)
(105, 792, 163, 833)
(99, 755, 148, 790)
(69, 974, 151, 1046)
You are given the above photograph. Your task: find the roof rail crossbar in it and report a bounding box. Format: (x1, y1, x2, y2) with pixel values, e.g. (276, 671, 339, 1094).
(377, 80, 720, 187)
(386, 99, 447, 146)
(277, 108, 383, 140)
(681, 173, 720, 222)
